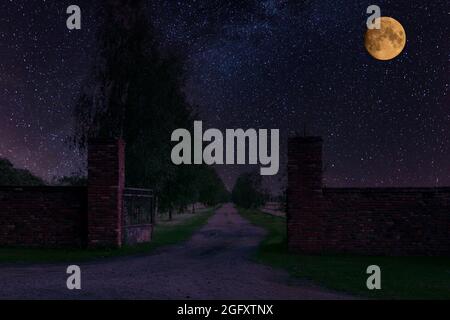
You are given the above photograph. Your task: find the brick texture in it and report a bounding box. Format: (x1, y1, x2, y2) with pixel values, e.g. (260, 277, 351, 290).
(287, 137, 450, 256)
(87, 139, 125, 248)
(0, 139, 126, 248)
(0, 187, 87, 247)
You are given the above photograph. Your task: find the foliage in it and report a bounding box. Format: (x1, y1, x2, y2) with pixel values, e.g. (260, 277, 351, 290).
(196, 166, 229, 206)
(159, 165, 229, 213)
(0, 158, 45, 186)
(73, 0, 225, 210)
(231, 171, 265, 209)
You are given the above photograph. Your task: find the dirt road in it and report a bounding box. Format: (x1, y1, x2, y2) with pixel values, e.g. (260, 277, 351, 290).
(0, 204, 351, 299)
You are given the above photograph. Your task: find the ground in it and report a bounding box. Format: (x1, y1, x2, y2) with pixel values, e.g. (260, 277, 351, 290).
(240, 208, 450, 300)
(0, 204, 351, 300)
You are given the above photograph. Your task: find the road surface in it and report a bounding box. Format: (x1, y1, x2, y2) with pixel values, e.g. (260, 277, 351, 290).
(0, 203, 352, 299)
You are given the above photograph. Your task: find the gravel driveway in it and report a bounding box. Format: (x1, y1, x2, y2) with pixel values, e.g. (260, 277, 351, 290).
(0, 203, 352, 299)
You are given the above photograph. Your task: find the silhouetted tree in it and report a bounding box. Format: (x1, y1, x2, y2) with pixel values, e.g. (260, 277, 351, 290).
(196, 165, 229, 206)
(0, 158, 44, 186)
(73, 0, 226, 212)
(232, 171, 265, 209)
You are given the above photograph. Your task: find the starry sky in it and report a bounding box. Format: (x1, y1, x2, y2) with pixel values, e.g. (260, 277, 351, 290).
(0, 0, 449, 191)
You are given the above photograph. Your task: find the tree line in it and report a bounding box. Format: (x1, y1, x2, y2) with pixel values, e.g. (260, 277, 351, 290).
(0, 158, 44, 186)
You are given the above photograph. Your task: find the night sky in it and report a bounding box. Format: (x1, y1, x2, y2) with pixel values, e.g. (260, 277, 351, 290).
(0, 0, 449, 191)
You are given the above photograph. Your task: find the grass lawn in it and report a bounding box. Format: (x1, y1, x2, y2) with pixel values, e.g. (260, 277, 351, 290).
(239, 208, 450, 300)
(0, 208, 215, 264)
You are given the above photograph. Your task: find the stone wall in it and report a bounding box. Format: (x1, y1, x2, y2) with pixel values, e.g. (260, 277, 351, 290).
(0, 139, 130, 249)
(287, 137, 450, 256)
(0, 186, 87, 247)
(87, 139, 125, 248)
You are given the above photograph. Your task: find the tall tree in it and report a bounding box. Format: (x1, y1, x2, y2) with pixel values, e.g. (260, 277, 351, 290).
(73, 0, 195, 210)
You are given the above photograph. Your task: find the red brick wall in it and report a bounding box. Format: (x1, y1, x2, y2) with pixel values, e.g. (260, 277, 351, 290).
(0, 187, 87, 247)
(287, 137, 326, 253)
(0, 139, 125, 248)
(87, 139, 125, 248)
(287, 137, 450, 256)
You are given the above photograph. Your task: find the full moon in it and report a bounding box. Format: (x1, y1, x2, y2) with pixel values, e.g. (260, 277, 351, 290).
(365, 17, 406, 61)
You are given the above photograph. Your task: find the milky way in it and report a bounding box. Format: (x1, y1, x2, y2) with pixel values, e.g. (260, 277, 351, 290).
(0, 0, 449, 191)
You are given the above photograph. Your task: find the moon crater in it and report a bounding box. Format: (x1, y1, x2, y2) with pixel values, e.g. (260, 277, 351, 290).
(365, 17, 406, 61)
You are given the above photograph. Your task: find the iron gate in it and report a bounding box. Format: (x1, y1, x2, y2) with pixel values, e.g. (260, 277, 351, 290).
(122, 188, 156, 244)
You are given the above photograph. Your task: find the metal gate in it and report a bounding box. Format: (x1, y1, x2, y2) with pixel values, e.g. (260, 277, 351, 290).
(122, 188, 156, 244)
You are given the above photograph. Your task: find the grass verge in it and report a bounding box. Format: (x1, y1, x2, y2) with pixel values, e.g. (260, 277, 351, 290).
(239, 208, 450, 300)
(0, 208, 215, 264)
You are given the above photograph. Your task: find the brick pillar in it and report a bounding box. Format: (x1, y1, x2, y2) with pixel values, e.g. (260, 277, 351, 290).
(287, 136, 325, 253)
(87, 139, 125, 248)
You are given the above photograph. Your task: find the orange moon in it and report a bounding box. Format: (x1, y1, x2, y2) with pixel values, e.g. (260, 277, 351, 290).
(365, 17, 406, 60)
